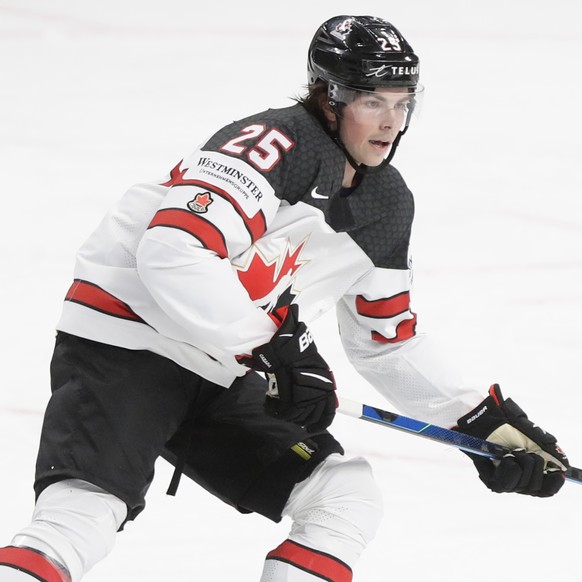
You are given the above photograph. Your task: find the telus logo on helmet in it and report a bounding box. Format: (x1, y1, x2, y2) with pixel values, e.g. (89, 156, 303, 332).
(365, 65, 419, 79)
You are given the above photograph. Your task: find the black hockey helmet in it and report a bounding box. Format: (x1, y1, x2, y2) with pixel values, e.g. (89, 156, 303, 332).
(307, 15, 420, 90)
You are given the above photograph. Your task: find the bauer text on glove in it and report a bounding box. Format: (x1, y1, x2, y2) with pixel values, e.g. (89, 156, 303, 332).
(240, 304, 338, 433)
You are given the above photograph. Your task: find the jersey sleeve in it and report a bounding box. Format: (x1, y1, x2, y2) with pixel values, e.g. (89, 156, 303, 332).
(136, 120, 297, 364)
(334, 165, 484, 427)
(337, 266, 483, 427)
(337, 268, 483, 427)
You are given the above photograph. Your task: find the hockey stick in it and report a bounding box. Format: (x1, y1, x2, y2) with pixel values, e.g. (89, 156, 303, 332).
(337, 397, 582, 485)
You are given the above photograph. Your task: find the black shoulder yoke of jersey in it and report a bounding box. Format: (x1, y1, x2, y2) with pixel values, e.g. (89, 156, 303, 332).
(202, 103, 346, 205)
(325, 166, 414, 270)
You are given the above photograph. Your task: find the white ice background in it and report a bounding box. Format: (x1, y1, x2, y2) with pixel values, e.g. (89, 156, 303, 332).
(1, 1, 581, 580)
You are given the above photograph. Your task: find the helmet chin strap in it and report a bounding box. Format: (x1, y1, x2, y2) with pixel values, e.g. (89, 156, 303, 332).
(331, 112, 408, 177)
(355, 129, 406, 176)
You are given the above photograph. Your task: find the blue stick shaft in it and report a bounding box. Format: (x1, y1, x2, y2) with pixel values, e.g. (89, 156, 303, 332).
(337, 397, 581, 484)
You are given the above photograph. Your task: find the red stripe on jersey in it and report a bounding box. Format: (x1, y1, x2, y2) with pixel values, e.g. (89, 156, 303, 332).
(160, 162, 267, 243)
(65, 279, 145, 323)
(0, 546, 71, 582)
(371, 313, 417, 344)
(266, 540, 352, 582)
(148, 208, 228, 258)
(160, 161, 187, 187)
(190, 178, 267, 242)
(356, 291, 410, 319)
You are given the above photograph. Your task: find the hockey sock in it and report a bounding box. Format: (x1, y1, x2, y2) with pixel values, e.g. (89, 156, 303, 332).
(283, 454, 382, 566)
(260, 454, 382, 581)
(10, 479, 127, 582)
(0, 546, 71, 582)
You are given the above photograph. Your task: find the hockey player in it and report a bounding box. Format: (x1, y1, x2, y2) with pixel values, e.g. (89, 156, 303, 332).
(0, 15, 569, 582)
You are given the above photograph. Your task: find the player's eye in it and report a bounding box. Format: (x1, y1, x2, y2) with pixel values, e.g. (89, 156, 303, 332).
(362, 98, 382, 110)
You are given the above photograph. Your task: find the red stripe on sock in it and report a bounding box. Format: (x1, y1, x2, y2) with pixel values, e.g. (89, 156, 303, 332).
(266, 540, 352, 582)
(0, 547, 71, 582)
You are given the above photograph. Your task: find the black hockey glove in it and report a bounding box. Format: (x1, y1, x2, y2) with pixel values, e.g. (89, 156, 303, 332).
(456, 384, 569, 497)
(241, 304, 337, 433)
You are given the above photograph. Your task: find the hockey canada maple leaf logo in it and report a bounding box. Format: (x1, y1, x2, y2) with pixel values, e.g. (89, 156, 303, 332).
(235, 240, 308, 312)
(334, 19, 352, 36)
(187, 192, 213, 213)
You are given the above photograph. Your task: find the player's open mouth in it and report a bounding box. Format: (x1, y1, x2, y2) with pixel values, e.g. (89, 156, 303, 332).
(370, 140, 390, 150)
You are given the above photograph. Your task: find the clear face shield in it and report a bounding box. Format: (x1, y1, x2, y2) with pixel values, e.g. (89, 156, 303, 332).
(329, 83, 424, 131)
(327, 83, 425, 168)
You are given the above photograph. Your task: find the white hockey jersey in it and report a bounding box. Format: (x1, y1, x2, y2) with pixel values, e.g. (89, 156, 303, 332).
(57, 104, 482, 427)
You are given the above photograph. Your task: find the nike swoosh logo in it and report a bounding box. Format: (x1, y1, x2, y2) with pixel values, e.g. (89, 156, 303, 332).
(311, 187, 329, 200)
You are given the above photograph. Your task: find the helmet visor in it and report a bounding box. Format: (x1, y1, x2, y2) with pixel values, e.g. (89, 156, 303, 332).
(329, 83, 424, 130)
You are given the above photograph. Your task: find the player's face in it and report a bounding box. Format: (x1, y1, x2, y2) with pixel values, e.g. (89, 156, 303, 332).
(338, 87, 412, 167)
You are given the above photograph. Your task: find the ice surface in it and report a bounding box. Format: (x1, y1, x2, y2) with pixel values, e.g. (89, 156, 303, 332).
(1, 1, 581, 580)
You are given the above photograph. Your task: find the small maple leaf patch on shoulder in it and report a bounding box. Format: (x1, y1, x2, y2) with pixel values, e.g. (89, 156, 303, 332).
(187, 192, 214, 213)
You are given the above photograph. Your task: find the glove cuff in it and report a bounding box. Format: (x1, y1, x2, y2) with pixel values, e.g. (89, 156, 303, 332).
(250, 342, 282, 372)
(456, 384, 507, 438)
(244, 305, 312, 372)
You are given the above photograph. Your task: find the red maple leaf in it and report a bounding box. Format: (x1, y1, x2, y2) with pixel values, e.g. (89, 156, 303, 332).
(194, 192, 212, 208)
(236, 241, 306, 301)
